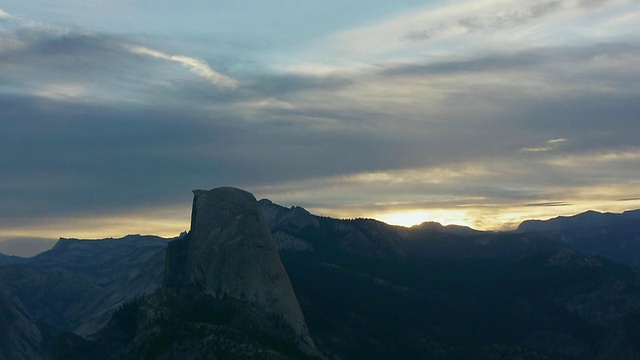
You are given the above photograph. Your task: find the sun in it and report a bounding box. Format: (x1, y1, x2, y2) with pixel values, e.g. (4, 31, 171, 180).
(375, 209, 473, 228)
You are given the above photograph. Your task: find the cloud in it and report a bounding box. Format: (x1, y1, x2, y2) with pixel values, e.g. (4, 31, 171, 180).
(252, 156, 640, 230)
(457, 1, 564, 32)
(546, 148, 640, 166)
(125, 45, 239, 89)
(523, 201, 571, 207)
(402, 24, 447, 42)
(521, 147, 553, 153)
(618, 197, 640, 202)
(1, 3, 639, 239)
(0, 8, 9, 19)
(0, 18, 242, 107)
(520, 138, 569, 153)
(579, 0, 616, 8)
(530, 1, 565, 17)
(290, 0, 638, 74)
(35, 83, 89, 101)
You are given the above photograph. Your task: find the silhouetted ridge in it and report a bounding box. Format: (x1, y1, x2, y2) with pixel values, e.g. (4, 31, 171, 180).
(517, 209, 640, 232)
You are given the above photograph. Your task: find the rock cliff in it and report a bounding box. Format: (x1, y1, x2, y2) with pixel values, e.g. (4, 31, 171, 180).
(163, 187, 315, 354)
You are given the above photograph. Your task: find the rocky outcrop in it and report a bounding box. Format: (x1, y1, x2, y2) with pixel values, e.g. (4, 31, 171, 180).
(163, 188, 316, 354)
(259, 199, 407, 258)
(258, 199, 320, 231)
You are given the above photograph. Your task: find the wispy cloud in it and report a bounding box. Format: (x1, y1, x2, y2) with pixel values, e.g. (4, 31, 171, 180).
(523, 201, 571, 207)
(290, 0, 638, 74)
(456, 0, 565, 33)
(546, 148, 640, 166)
(0, 16, 243, 107)
(125, 45, 239, 89)
(402, 24, 447, 42)
(35, 83, 88, 101)
(521, 147, 554, 153)
(521, 138, 569, 153)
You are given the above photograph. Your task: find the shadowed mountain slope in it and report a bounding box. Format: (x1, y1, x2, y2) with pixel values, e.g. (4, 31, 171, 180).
(0, 281, 45, 360)
(517, 210, 640, 266)
(0, 235, 169, 338)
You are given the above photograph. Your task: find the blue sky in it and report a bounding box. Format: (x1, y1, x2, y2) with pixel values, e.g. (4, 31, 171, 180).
(1, 0, 640, 255)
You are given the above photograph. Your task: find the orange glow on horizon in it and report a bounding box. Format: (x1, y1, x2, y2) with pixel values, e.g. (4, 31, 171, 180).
(3, 196, 640, 257)
(373, 209, 475, 228)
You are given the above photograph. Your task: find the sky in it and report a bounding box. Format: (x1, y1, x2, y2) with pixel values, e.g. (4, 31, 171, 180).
(1, 0, 640, 256)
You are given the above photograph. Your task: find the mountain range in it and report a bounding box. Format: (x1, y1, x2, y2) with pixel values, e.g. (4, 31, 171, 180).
(1, 188, 640, 359)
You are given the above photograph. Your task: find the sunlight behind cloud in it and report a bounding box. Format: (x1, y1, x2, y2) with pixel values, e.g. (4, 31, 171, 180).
(255, 155, 640, 231)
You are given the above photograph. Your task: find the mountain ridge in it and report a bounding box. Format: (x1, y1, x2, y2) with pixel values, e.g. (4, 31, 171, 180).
(517, 209, 640, 232)
(3, 206, 640, 261)
(2, 190, 640, 359)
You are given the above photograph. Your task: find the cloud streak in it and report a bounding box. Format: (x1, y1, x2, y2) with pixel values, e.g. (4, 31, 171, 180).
(125, 45, 239, 89)
(521, 138, 569, 153)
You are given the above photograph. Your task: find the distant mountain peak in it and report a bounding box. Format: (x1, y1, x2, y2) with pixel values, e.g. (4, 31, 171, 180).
(414, 221, 444, 228)
(412, 221, 483, 236)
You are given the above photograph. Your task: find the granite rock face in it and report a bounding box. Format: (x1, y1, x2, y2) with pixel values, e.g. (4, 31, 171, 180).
(163, 187, 316, 354)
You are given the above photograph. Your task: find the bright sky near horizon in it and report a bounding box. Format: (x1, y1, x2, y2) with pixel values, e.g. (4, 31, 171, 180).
(1, 0, 640, 256)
